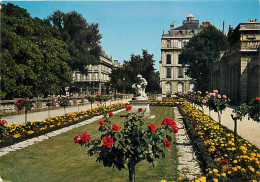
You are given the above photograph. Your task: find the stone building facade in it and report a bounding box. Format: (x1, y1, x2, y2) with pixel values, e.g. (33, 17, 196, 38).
(209, 19, 260, 104)
(160, 12, 210, 97)
(73, 50, 120, 95)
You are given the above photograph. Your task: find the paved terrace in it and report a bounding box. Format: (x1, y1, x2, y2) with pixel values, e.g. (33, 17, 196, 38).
(202, 105, 260, 148)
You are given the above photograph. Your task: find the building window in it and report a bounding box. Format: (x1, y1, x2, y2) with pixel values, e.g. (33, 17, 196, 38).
(166, 54, 171, 64)
(166, 68, 171, 78)
(77, 73, 81, 81)
(178, 67, 184, 78)
(178, 40, 183, 48)
(166, 82, 172, 94)
(167, 40, 171, 47)
(178, 82, 184, 92)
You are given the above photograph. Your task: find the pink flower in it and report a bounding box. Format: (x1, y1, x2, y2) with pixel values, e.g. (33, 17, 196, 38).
(148, 124, 157, 134)
(99, 120, 104, 126)
(112, 124, 120, 131)
(197, 91, 202, 94)
(109, 112, 113, 117)
(213, 90, 218, 93)
(218, 94, 221, 99)
(223, 95, 227, 99)
(202, 99, 207, 104)
(163, 139, 171, 148)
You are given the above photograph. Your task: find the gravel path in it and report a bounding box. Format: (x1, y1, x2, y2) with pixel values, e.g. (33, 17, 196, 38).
(202, 105, 260, 148)
(174, 107, 203, 179)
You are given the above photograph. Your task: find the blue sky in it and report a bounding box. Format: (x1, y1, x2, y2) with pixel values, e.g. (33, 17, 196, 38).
(2, 0, 259, 70)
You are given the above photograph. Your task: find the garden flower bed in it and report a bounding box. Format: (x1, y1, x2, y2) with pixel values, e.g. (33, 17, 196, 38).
(178, 101, 260, 181)
(0, 103, 126, 148)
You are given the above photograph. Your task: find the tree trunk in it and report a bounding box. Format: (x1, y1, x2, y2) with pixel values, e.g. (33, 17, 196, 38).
(48, 107, 50, 118)
(218, 111, 221, 124)
(91, 102, 93, 109)
(64, 107, 66, 114)
(234, 119, 237, 145)
(128, 162, 136, 182)
(25, 111, 28, 124)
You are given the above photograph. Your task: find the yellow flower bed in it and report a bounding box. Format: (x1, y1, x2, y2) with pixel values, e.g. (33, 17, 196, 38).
(176, 101, 260, 181)
(0, 103, 126, 142)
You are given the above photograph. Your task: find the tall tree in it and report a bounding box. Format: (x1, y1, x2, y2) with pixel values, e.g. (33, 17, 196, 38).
(1, 3, 72, 98)
(49, 11, 102, 75)
(109, 50, 160, 94)
(179, 25, 228, 92)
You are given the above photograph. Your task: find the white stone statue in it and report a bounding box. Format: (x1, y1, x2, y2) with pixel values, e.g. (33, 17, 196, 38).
(132, 75, 148, 100)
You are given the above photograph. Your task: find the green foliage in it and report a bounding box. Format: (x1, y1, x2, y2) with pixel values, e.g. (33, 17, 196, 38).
(57, 96, 70, 108)
(1, 3, 72, 99)
(14, 98, 34, 112)
(179, 25, 228, 92)
(74, 107, 178, 181)
(48, 10, 102, 75)
(109, 50, 161, 94)
(232, 97, 260, 122)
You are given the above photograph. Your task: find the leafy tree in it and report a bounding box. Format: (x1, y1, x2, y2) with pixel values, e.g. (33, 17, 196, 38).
(49, 11, 102, 75)
(109, 50, 160, 94)
(1, 3, 72, 98)
(179, 25, 228, 92)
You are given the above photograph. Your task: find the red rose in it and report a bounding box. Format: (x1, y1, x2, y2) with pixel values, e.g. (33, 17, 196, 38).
(171, 125, 178, 134)
(102, 136, 114, 148)
(109, 112, 113, 117)
(81, 131, 91, 143)
(14, 102, 18, 105)
(126, 105, 132, 111)
(22, 106, 26, 110)
(256, 97, 260, 101)
(99, 120, 104, 126)
(161, 117, 175, 126)
(1, 120, 7, 125)
(73, 135, 81, 143)
(148, 124, 156, 134)
(112, 124, 120, 131)
(163, 139, 171, 148)
(138, 108, 143, 112)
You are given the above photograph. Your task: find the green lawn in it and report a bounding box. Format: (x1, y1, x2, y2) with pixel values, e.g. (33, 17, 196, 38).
(0, 106, 178, 182)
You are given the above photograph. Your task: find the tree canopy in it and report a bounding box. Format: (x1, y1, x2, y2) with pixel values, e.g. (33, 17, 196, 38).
(48, 11, 102, 75)
(1, 3, 72, 98)
(109, 50, 160, 94)
(179, 25, 228, 92)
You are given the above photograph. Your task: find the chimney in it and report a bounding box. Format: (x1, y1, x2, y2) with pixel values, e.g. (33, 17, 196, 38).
(170, 23, 175, 30)
(202, 22, 210, 27)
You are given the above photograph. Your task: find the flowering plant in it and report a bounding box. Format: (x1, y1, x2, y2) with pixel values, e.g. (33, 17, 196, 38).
(74, 106, 178, 182)
(206, 90, 229, 123)
(14, 98, 34, 123)
(57, 95, 70, 114)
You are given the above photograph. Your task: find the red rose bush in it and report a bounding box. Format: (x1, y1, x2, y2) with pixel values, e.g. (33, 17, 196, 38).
(74, 105, 178, 182)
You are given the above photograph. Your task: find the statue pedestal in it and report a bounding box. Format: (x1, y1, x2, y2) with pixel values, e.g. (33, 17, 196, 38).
(129, 100, 151, 117)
